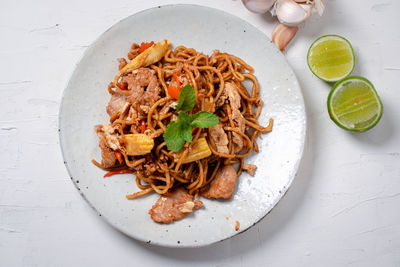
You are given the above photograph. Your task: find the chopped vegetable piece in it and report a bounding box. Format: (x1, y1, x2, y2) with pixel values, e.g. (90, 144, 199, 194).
(167, 74, 182, 100)
(138, 41, 154, 53)
(115, 150, 123, 164)
(120, 40, 170, 74)
(123, 134, 154, 156)
(177, 137, 212, 164)
(168, 85, 180, 100)
(173, 73, 181, 91)
(116, 82, 128, 90)
(104, 168, 133, 178)
(140, 120, 146, 134)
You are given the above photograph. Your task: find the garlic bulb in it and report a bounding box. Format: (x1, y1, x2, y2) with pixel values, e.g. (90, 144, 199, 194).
(275, 0, 311, 26)
(242, 0, 276, 14)
(241, 0, 326, 51)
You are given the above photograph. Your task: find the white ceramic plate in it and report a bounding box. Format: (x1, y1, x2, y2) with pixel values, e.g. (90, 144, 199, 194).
(59, 4, 306, 247)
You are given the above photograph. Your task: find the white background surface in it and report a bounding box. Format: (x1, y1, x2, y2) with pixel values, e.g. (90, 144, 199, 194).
(0, 0, 399, 266)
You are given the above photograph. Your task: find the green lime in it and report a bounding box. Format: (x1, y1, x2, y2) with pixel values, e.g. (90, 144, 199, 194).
(307, 35, 355, 82)
(327, 76, 382, 132)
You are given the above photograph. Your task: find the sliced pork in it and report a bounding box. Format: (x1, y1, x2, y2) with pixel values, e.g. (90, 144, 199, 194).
(95, 124, 122, 168)
(122, 68, 161, 114)
(95, 125, 117, 168)
(225, 83, 246, 152)
(243, 164, 257, 176)
(149, 188, 203, 224)
(106, 93, 127, 116)
(202, 165, 238, 199)
(210, 123, 229, 154)
(214, 83, 246, 152)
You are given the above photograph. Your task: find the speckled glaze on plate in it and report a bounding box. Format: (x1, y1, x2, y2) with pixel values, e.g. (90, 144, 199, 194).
(59, 4, 306, 247)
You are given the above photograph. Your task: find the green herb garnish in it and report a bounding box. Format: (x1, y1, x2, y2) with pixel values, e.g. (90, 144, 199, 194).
(163, 85, 219, 152)
(175, 84, 196, 112)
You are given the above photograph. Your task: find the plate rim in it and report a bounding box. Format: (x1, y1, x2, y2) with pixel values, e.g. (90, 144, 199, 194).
(58, 3, 307, 248)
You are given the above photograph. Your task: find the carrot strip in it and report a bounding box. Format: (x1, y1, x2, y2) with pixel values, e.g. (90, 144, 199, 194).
(104, 168, 133, 178)
(116, 82, 128, 90)
(138, 41, 154, 53)
(168, 85, 180, 100)
(140, 120, 146, 134)
(173, 73, 181, 91)
(115, 151, 123, 164)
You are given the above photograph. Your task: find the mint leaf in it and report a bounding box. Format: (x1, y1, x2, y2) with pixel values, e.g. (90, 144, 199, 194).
(178, 112, 193, 143)
(163, 121, 185, 152)
(190, 111, 219, 128)
(164, 85, 219, 152)
(175, 84, 196, 112)
(178, 111, 193, 124)
(181, 124, 192, 143)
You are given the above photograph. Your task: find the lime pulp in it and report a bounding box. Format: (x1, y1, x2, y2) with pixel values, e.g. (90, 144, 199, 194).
(327, 76, 382, 132)
(307, 35, 355, 82)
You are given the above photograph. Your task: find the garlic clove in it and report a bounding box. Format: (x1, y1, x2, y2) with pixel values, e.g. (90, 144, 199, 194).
(272, 23, 298, 51)
(242, 0, 276, 14)
(275, 0, 311, 26)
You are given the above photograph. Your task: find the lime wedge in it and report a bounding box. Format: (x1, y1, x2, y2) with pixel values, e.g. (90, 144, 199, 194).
(327, 76, 382, 132)
(308, 35, 355, 82)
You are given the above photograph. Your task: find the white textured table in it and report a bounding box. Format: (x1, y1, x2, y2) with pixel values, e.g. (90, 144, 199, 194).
(1, 0, 399, 266)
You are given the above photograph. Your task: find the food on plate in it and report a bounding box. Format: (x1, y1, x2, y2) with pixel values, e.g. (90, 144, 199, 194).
(149, 187, 203, 224)
(92, 40, 273, 223)
(235, 220, 240, 231)
(201, 165, 238, 199)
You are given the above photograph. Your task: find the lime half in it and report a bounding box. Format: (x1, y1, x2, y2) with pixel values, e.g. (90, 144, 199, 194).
(308, 35, 355, 82)
(328, 76, 382, 132)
